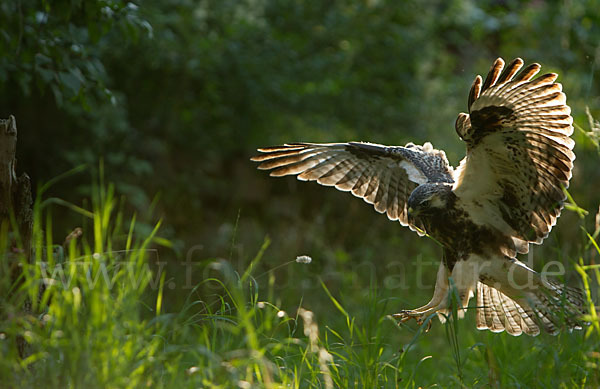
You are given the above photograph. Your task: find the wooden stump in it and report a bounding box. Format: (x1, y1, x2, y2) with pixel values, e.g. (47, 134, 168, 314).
(0, 115, 33, 359)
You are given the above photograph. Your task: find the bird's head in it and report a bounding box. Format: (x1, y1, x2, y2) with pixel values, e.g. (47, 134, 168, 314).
(407, 183, 453, 219)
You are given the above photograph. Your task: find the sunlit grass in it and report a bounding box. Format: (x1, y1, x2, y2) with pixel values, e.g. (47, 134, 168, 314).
(1, 165, 600, 388)
(1, 172, 164, 388)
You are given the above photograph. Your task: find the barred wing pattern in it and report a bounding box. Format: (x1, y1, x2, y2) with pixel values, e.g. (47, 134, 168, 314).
(453, 58, 574, 249)
(251, 142, 454, 234)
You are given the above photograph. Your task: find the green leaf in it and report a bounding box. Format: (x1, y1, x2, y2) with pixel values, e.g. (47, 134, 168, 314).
(58, 70, 81, 95)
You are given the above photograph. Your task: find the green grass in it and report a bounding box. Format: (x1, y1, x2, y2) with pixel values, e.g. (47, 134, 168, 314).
(2, 169, 600, 388)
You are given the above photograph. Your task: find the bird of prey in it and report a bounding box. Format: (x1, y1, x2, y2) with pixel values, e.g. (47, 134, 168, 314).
(251, 58, 584, 336)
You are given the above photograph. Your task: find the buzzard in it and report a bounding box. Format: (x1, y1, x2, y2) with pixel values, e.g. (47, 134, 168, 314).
(251, 58, 584, 336)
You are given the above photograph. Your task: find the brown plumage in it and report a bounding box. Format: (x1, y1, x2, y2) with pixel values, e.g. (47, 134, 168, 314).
(252, 58, 585, 336)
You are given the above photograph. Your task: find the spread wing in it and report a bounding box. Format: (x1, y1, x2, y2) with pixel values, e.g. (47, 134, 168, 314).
(251, 142, 454, 234)
(453, 58, 574, 252)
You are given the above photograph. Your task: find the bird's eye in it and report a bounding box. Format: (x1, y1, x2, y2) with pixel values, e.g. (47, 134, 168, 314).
(421, 199, 430, 206)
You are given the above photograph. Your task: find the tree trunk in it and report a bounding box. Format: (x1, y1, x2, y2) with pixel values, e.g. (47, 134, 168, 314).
(0, 115, 33, 359)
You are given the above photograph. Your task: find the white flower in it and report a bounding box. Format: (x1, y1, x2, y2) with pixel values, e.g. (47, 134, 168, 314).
(295, 255, 312, 264)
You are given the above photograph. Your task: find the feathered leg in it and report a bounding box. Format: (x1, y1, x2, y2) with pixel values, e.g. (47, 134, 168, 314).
(393, 261, 449, 324)
(393, 259, 479, 325)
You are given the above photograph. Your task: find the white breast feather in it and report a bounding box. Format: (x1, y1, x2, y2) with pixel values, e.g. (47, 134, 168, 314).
(452, 139, 516, 234)
(452, 146, 497, 198)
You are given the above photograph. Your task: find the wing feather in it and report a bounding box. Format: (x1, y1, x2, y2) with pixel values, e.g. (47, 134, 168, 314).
(468, 75, 482, 108)
(335, 161, 366, 191)
(512, 63, 541, 82)
(364, 171, 381, 201)
(386, 172, 401, 221)
(373, 167, 391, 213)
(481, 58, 505, 92)
(496, 58, 524, 84)
(352, 162, 377, 197)
(252, 142, 453, 233)
(453, 58, 574, 250)
(300, 154, 346, 181)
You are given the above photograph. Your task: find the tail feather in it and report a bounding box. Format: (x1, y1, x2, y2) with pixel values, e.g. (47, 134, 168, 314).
(476, 282, 540, 336)
(531, 280, 585, 333)
(498, 291, 524, 336)
(545, 280, 586, 308)
(476, 281, 585, 336)
(488, 286, 506, 332)
(514, 302, 540, 336)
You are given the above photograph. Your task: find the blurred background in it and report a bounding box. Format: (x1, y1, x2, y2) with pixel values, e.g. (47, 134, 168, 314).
(1, 0, 599, 346)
